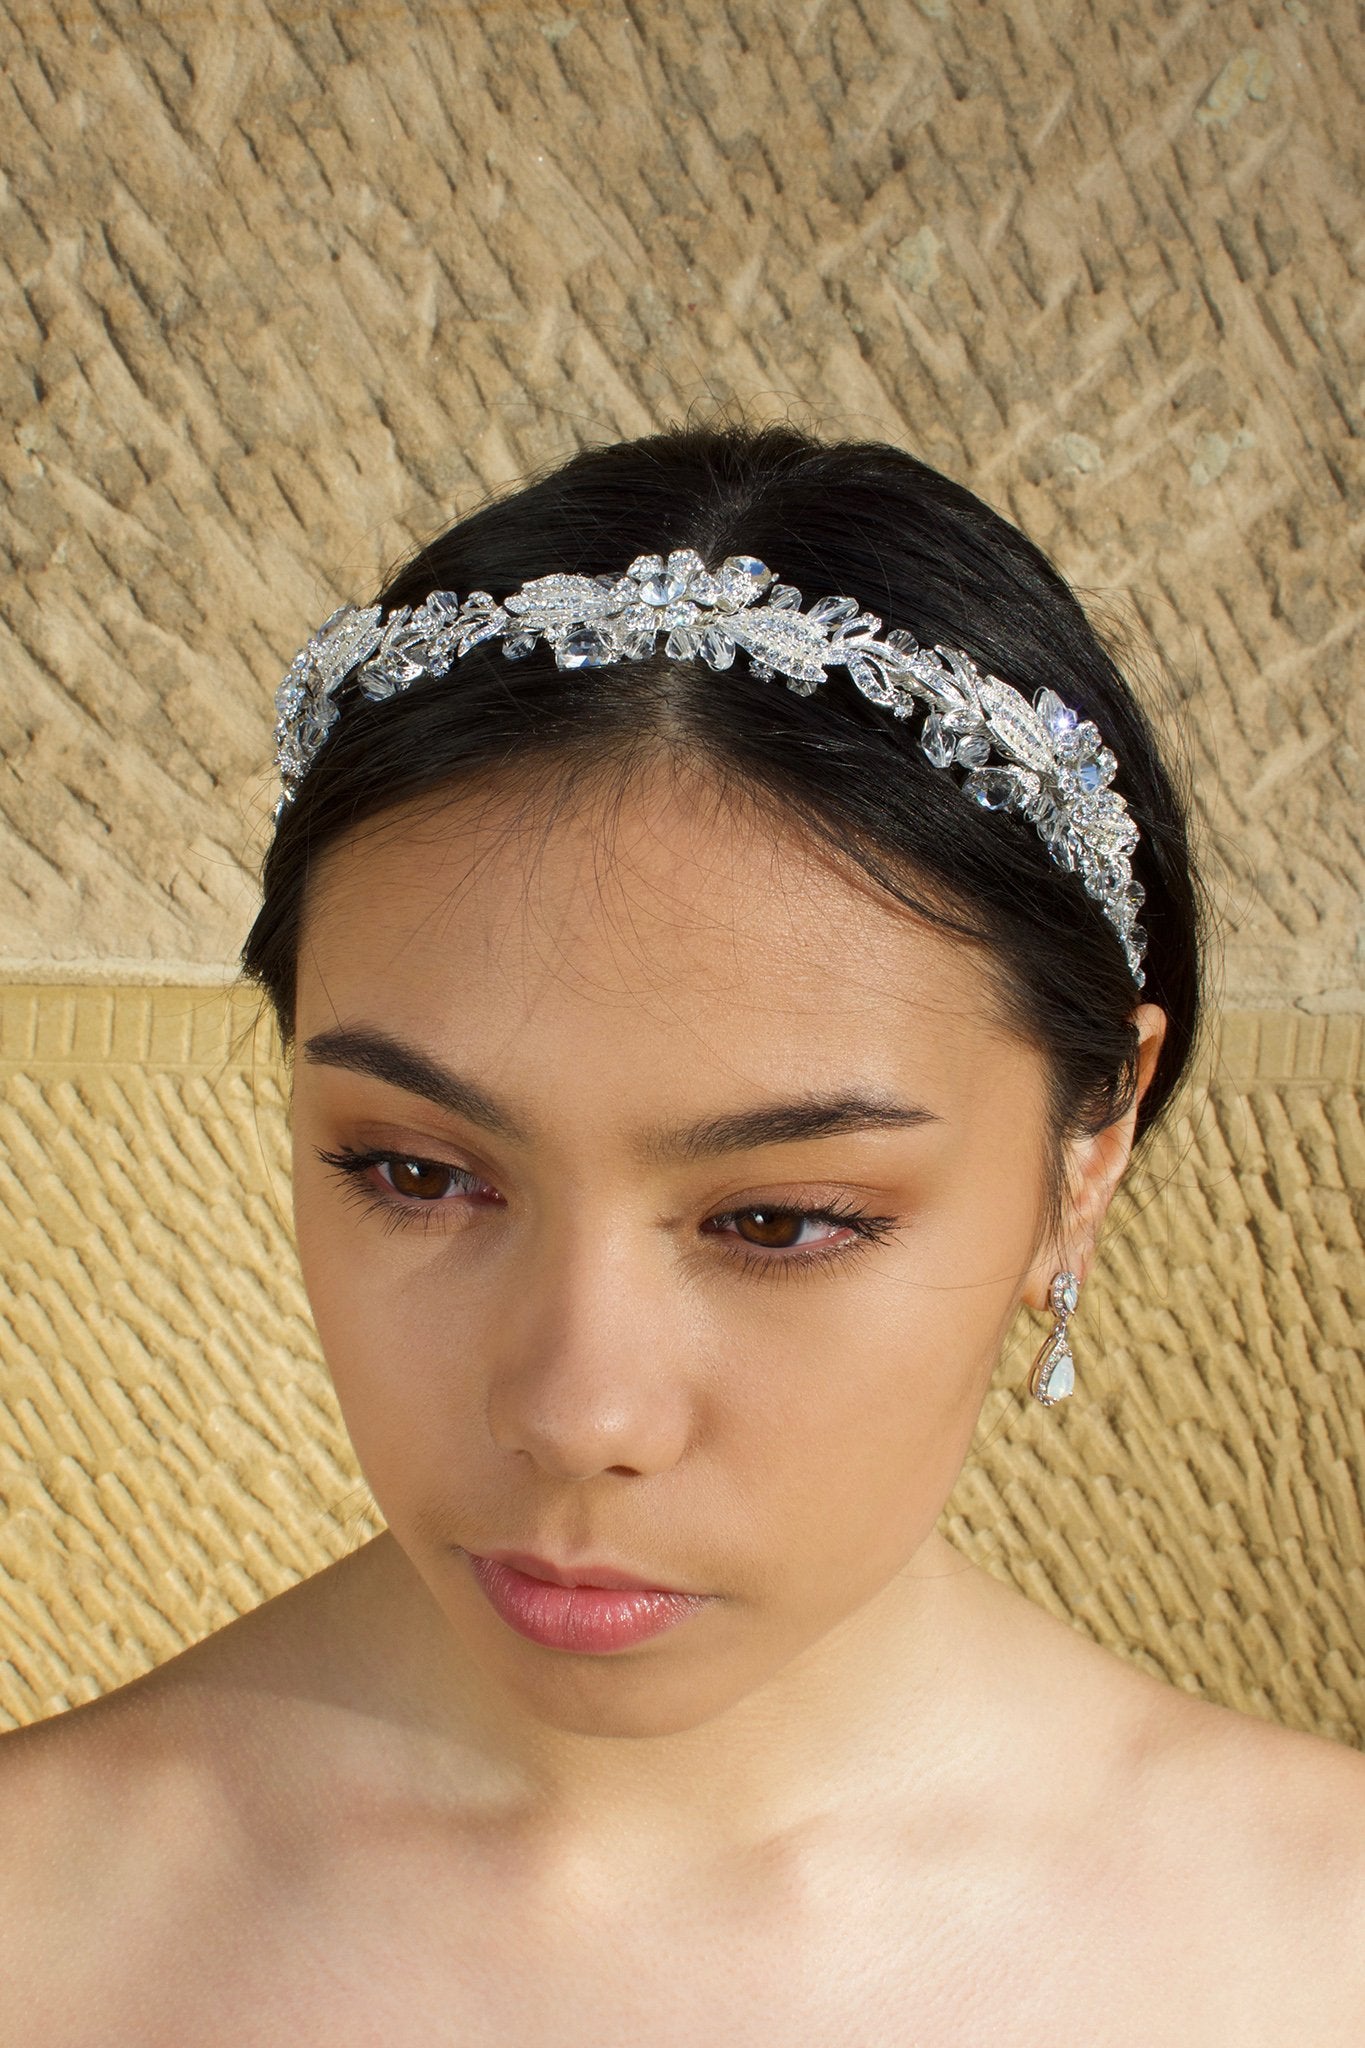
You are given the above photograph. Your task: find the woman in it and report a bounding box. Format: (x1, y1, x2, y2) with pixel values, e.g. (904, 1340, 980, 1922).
(3, 422, 1362, 2042)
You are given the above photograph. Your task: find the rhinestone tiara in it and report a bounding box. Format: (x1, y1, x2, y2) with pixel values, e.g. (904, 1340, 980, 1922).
(274, 548, 1147, 985)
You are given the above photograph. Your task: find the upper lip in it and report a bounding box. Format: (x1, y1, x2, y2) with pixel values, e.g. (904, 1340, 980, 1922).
(475, 1549, 689, 1593)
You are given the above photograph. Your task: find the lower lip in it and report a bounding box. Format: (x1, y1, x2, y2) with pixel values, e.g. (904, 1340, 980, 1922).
(464, 1553, 711, 1653)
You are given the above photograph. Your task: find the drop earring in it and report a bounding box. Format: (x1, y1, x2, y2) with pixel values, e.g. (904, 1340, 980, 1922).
(1029, 1270, 1079, 1406)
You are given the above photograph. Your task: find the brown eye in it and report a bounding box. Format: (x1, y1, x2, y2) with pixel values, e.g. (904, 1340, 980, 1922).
(734, 1208, 805, 1248)
(386, 1158, 458, 1201)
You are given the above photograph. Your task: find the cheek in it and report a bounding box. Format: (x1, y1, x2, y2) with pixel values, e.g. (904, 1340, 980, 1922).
(721, 1281, 1009, 1591)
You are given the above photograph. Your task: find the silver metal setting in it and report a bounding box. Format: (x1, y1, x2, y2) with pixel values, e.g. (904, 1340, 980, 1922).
(274, 548, 1147, 985)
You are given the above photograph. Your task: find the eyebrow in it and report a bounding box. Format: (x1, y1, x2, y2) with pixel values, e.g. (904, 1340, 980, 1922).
(301, 1025, 942, 1163)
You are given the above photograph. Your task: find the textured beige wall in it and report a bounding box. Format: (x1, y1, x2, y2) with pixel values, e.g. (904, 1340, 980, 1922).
(0, 1, 1361, 1738)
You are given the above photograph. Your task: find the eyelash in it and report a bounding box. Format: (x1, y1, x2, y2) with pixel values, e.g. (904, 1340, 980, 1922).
(313, 1146, 898, 1278)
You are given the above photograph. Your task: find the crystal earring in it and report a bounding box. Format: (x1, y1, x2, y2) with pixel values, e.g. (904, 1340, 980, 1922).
(1029, 1270, 1079, 1405)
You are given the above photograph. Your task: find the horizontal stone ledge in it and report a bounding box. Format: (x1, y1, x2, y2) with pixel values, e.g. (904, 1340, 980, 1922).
(0, 983, 1361, 1090)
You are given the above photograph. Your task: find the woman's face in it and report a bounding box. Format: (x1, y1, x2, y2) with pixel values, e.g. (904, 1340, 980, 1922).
(291, 764, 1091, 1737)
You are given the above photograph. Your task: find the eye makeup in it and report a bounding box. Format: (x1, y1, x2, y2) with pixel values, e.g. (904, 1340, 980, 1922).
(314, 1144, 899, 1277)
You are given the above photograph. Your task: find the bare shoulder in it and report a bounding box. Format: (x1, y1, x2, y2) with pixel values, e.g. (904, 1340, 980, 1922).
(1137, 1680, 1365, 2023)
(0, 1561, 373, 2042)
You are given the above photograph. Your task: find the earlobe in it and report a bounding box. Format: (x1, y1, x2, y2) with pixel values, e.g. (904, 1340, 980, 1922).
(1022, 1001, 1169, 1314)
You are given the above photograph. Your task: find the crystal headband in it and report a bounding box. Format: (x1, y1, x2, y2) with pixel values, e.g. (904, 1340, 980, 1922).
(274, 548, 1147, 985)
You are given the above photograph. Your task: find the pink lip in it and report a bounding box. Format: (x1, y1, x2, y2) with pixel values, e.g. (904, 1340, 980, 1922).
(464, 1552, 712, 1654)
(481, 1549, 686, 1592)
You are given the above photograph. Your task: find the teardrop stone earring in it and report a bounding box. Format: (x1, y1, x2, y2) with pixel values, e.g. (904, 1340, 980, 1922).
(1029, 1270, 1080, 1405)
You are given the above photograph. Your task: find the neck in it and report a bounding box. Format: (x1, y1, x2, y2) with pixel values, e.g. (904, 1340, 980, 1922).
(300, 1527, 1039, 1872)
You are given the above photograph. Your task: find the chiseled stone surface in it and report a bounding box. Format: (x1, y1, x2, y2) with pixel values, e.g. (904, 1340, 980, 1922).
(0, 986, 1360, 1742)
(1, 0, 1362, 1005)
(0, 4, 1361, 1750)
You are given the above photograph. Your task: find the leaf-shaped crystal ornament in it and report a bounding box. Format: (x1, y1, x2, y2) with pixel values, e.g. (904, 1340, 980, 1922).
(273, 558, 1147, 984)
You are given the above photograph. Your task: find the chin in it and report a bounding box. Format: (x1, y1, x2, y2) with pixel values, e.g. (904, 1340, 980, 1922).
(487, 1652, 776, 1741)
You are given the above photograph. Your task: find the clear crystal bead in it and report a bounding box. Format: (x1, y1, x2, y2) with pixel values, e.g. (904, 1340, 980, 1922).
(769, 584, 802, 610)
(501, 630, 538, 659)
(618, 621, 657, 658)
(884, 627, 920, 657)
(358, 669, 402, 700)
(810, 595, 860, 625)
(665, 624, 699, 658)
(921, 714, 955, 768)
(963, 767, 1020, 810)
(954, 732, 990, 768)
(699, 627, 736, 669)
(298, 703, 337, 748)
(1036, 687, 1078, 738)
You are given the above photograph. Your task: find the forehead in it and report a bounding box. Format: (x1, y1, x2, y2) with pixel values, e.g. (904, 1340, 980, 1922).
(295, 763, 1022, 1099)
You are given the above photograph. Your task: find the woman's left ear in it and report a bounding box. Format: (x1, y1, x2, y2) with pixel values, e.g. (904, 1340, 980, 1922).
(1021, 1003, 1168, 1312)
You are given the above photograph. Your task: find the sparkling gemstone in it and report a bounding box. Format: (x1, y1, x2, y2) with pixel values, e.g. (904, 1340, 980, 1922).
(501, 630, 538, 659)
(665, 624, 699, 658)
(1060, 719, 1104, 765)
(1124, 881, 1146, 913)
(1039, 1342, 1075, 1404)
(954, 732, 990, 768)
(921, 714, 956, 767)
(628, 554, 665, 581)
(558, 627, 611, 667)
(721, 554, 772, 587)
(769, 584, 803, 610)
(1076, 759, 1104, 794)
(1036, 687, 1078, 738)
(963, 767, 1020, 810)
(884, 627, 920, 657)
(1051, 1272, 1079, 1316)
(640, 569, 687, 605)
(699, 627, 736, 669)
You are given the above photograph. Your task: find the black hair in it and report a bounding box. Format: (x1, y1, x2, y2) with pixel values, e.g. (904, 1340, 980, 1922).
(242, 421, 1203, 1231)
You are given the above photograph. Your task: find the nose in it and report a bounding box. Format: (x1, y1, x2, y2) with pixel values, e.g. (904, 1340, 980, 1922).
(483, 1214, 696, 1482)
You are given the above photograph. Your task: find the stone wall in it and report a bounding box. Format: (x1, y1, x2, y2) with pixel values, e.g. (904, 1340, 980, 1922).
(1, 0, 1360, 1738)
